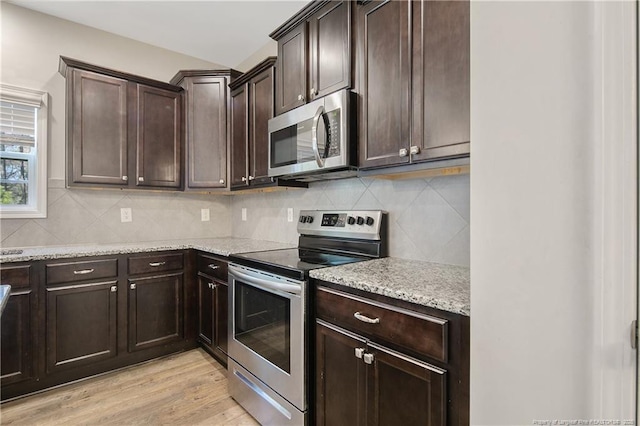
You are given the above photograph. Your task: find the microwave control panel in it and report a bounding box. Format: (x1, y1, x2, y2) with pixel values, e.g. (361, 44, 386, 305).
(324, 109, 341, 158)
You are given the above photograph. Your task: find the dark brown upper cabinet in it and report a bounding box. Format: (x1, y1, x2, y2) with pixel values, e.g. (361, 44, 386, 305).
(271, 0, 352, 115)
(229, 57, 275, 189)
(60, 57, 183, 190)
(170, 70, 241, 191)
(356, 0, 470, 170)
(229, 57, 305, 191)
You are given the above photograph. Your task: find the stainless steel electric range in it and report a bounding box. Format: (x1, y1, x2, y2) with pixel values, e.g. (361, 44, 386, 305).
(227, 210, 388, 426)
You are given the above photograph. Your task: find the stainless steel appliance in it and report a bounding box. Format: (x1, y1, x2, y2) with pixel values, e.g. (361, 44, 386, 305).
(267, 90, 356, 181)
(227, 210, 387, 425)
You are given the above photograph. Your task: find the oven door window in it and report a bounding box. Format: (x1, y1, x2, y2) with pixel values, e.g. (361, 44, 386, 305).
(234, 281, 291, 373)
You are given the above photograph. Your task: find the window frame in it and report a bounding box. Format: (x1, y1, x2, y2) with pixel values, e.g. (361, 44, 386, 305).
(0, 84, 48, 218)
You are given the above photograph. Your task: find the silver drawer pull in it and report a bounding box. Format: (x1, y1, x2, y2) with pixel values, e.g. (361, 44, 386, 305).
(208, 264, 219, 270)
(354, 312, 380, 324)
(149, 262, 166, 267)
(363, 353, 374, 364)
(73, 268, 94, 275)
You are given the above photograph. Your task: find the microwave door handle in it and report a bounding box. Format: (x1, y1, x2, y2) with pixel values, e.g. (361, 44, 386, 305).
(311, 105, 326, 168)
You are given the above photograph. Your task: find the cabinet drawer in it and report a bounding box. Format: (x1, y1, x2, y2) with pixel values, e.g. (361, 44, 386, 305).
(46, 259, 118, 285)
(128, 252, 183, 275)
(316, 287, 449, 363)
(0, 265, 31, 289)
(196, 253, 228, 282)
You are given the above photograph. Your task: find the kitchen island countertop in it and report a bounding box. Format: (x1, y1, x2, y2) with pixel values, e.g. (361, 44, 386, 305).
(310, 257, 470, 316)
(0, 238, 295, 263)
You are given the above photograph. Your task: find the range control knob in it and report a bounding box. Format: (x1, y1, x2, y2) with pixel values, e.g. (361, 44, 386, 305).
(299, 216, 306, 223)
(365, 216, 375, 226)
(347, 216, 356, 225)
(307, 216, 314, 224)
(356, 216, 365, 226)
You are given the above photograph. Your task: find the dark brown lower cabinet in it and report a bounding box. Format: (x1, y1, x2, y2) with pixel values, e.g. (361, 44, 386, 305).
(46, 281, 118, 373)
(128, 272, 183, 352)
(1, 291, 34, 385)
(316, 320, 446, 426)
(196, 255, 228, 365)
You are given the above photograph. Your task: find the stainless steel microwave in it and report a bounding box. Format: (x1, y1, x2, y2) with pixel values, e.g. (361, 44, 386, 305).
(268, 89, 356, 180)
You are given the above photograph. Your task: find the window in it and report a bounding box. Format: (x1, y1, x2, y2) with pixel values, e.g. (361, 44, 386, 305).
(0, 84, 47, 218)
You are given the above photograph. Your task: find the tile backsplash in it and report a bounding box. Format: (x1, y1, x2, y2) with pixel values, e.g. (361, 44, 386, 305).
(231, 174, 470, 266)
(1, 175, 469, 267)
(0, 180, 231, 247)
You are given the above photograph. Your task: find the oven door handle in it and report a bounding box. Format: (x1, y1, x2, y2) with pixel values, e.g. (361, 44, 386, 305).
(230, 269, 301, 296)
(311, 105, 326, 168)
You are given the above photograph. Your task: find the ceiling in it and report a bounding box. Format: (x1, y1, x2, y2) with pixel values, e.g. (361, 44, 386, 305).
(9, 0, 309, 68)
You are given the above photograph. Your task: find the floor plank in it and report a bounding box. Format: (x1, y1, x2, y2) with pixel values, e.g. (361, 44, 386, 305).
(0, 349, 259, 425)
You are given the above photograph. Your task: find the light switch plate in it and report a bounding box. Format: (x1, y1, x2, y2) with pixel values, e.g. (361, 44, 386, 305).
(120, 208, 132, 223)
(287, 208, 294, 222)
(242, 208, 247, 221)
(201, 208, 210, 222)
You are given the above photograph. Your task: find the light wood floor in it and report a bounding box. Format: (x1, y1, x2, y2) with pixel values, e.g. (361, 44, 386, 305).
(0, 349, 259, 425)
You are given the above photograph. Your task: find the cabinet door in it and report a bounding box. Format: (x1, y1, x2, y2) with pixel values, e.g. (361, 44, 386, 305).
(275, 22, 307, 115)
(128, 272, 183, 352)
(197, 274, 214, 347)
(367, 342, 446, 426)
(1, 291, 34, 385)
(411, 0, 470, 162)
(309, 1, 351, 100)
(46, 281, 118, 373)
(69, 69, 128, 185)
(213, 280, 228, 359)
(249, 66, 275, 186)
(186, 76, 228, 189)
(230, 84, 249, 188)
(134, 84, 182, 188)
(316, 320, 366, 426)
(356, 0, 411, 169)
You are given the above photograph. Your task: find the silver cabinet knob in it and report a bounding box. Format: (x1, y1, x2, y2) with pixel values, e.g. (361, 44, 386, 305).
(219, 179, 225, 185)
(208, 282, 217, 290)
(399, 148, 408, 157)
(355, 348, 365, 359)
(122, 176, 128, 181)
(410, 145, 421, 155)
(130, 283, 136, 290)
(110, 286, 117, 293)
(248, 176, 254, 181)
(138, 176, 144, 182)
(241, 176, 247, 182)
(311, 88, 318, 96)
(363, 353, 374, 364)
(297, 94, 305, 102)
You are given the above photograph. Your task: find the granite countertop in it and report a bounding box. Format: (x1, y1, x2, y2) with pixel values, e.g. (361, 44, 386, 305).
(0, 238, 295, 263)
(0, 285, 10, 316)
(310, 257, 470, 316)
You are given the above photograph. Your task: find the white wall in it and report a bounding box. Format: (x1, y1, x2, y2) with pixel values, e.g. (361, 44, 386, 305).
(471, 1, 636, 424)
(234, 40, 277, 72)
(0, 4, 232, 246)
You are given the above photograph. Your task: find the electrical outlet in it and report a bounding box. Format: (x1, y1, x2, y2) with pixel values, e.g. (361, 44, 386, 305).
(201, 208, 210, 222)
(242, 208, 247, 222)
(120, 207, 132, 223)
(287, 208, 294, 222)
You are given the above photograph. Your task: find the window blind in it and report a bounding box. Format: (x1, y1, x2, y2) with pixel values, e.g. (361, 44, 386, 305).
(0, 101, 36, 147)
